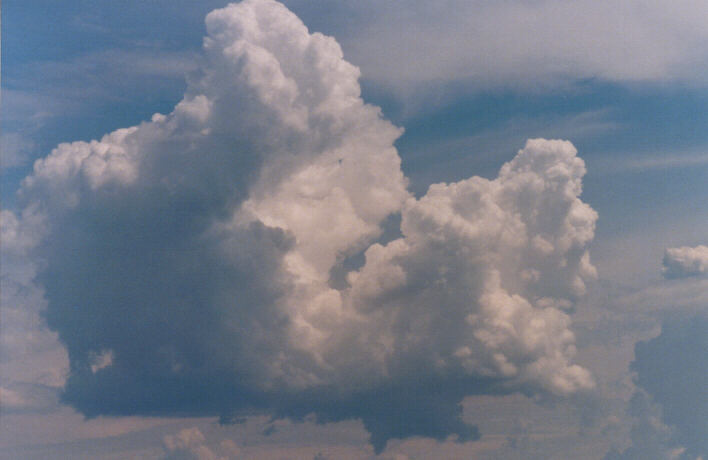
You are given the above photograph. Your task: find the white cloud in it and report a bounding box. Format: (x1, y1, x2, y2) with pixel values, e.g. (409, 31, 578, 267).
(7, 0, 598, 447)
(163, 427, 241, 460)
(606, 150, 708, 173)
(163, 427, 210, 460)
(0, 208, 67, 413)
(663, 245, 708, 279)
(331, 138, 597, 395)
(89, 350, 114, 374)
(0, 387, 28, 410)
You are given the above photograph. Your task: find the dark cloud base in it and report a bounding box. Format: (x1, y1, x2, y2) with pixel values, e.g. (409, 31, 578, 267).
(63, 361, 502, 452)
(45, 190, 485, 452)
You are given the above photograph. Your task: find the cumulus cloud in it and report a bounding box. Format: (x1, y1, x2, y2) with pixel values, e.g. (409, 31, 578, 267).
(663, 245, 708, 279)
(7, 0, 597, 451)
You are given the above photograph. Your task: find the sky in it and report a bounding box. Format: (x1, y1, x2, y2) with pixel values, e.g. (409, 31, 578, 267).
(1, 1, 707, 459)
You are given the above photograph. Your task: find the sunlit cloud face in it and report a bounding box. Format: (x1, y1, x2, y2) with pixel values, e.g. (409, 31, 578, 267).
(5, 0, 599, 451)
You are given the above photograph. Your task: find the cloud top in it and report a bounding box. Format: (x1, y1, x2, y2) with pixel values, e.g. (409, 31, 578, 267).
(6, 0, 597, 450)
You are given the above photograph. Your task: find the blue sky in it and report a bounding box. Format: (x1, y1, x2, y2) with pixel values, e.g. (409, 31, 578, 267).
(2, 1, 707, 459)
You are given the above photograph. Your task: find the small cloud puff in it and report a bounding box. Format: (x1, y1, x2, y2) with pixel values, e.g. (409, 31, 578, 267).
(663, 245, 708, 279)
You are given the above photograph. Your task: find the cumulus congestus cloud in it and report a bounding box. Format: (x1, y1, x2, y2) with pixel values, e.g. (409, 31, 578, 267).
(7, 0, 597, 451)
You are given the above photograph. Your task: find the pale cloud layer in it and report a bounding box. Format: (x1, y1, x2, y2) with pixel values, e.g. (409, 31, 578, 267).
(328, 0, 708, 92)
(5, 0, 599, 451)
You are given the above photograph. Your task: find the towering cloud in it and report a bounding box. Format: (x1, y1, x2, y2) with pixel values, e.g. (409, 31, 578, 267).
(5, 0, 597, 451)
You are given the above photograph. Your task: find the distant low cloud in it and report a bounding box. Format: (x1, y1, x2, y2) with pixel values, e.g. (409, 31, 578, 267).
(662, 245, 708, 279)
(6, 0, 598, 451)
(163, 427, 240, 460)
